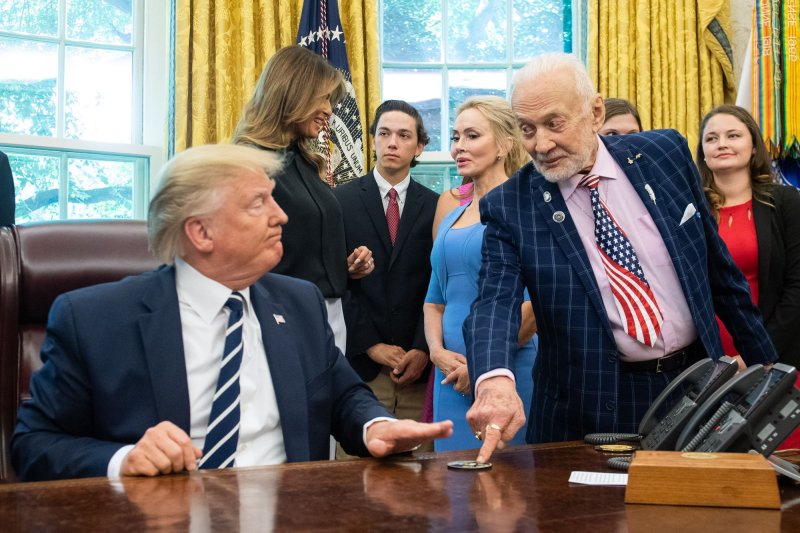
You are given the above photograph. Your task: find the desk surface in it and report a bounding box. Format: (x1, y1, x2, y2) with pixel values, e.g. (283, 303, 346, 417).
(1, 442, 798, 531)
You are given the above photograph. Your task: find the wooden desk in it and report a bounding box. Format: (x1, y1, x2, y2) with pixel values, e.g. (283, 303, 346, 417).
(1, 442, 798, 531)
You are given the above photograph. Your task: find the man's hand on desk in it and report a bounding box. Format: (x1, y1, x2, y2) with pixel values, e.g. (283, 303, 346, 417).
(121, 421, 202, 476)
(366, 419, 453, 457)
(466, 376, 526, 464)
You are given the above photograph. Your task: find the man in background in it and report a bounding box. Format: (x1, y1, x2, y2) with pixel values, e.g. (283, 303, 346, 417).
(334, 100, 438, 438)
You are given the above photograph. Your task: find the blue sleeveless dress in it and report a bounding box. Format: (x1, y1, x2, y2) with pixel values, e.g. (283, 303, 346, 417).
(425, 203, 536, 451)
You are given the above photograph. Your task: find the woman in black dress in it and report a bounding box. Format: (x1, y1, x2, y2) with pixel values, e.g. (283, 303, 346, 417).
(233, 45, 373, 351)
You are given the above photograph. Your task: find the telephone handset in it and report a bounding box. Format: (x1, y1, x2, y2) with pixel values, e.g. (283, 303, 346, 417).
(675, 363, 800, 454)
(637, 355, 738, 451)
(584, 356, 738, 449)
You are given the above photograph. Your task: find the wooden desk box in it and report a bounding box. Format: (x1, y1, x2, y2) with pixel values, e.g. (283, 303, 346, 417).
(625, 451, 781, 509)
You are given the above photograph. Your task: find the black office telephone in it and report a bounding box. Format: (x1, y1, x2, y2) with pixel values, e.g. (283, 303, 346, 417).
(675, 363, 800, 455)
(638, 356, 739, 450)
(584, 356, 738, 450)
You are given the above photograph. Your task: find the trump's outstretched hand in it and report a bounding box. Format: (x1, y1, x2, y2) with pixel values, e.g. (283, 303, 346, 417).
(366, 420, 453, 457)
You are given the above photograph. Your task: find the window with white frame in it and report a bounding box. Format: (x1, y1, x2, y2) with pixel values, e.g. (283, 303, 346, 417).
(0, 0, 166, 222)
(379, 0, 575, 192)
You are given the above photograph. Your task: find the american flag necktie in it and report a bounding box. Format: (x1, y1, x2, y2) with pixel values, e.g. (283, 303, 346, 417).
(199, 292, 245, 469)
(386, 188, 399, 245)
(580, 174, 663, 346)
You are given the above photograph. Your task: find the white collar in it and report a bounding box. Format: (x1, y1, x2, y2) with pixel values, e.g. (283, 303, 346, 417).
(175, 257, 252, 324)
(373, 168, 411, 199)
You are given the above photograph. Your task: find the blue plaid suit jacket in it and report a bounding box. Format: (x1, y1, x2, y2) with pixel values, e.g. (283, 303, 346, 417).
(465, 129, 777, 443)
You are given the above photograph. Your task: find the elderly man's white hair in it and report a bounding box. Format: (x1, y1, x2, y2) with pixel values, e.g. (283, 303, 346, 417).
(511, 53, 596, 112)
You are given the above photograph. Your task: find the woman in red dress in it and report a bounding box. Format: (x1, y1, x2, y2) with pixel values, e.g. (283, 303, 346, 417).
(697, 105, 800, 448)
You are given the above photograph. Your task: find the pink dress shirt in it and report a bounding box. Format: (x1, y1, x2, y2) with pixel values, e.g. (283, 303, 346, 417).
(557, 138, 697, 361)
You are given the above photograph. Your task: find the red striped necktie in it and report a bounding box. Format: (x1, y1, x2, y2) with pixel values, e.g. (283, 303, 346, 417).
(386, 188, 399, 245)
(579, 174, 663, 346)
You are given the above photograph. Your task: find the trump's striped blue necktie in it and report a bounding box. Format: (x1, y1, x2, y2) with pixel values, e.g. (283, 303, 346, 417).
(199, 292, 244, 469)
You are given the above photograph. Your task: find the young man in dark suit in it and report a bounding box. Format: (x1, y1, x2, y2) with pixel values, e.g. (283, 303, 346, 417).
(11, 144, 452, 481)
(334, 101, 438, 432)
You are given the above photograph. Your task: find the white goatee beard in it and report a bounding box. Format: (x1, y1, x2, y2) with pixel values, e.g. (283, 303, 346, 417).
(533, 151, 592, 183)
(539, 169, 575, 183)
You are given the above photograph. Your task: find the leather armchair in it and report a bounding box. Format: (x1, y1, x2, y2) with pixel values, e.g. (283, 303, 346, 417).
(0, 221, 158, 481)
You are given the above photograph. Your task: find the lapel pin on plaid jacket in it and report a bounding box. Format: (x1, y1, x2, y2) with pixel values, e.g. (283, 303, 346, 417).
(626, 153, 643, 165)
(644, 183, 656, 203)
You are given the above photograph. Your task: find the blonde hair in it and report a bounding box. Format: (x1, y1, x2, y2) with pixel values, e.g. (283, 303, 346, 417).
(455, 95, 530, 178)
(232, 45, 345, 176)
(148, 144, 283, 264)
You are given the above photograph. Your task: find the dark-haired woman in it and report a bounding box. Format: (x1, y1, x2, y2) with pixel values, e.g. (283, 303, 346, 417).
(599, 97, 642, 136)
(698, 104, 800, 449)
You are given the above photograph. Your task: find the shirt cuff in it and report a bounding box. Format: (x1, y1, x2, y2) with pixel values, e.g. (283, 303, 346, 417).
(362, 417, 397, 448)
(474, 369, 516, 395)
(107, 444, 135, 478)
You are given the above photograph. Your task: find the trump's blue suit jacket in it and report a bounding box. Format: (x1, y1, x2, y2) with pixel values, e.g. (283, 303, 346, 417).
(465, 129, 777, 443)
(12, 266, 391, 481)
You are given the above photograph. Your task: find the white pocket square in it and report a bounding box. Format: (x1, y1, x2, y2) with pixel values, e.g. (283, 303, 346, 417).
(679, 203, 697, 225)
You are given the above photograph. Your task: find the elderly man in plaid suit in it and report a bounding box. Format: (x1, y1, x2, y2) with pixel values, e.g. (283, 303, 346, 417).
(464, 53, 777, 462)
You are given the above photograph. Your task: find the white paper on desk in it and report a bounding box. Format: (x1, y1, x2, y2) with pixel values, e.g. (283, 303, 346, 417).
(569, 471, 628, 485)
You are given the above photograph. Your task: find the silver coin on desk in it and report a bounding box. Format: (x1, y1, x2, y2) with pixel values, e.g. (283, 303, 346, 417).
(447, 460, 492, 470)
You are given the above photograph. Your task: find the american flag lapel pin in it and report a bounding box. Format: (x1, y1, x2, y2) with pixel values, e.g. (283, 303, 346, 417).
(273, 314, 286, 324)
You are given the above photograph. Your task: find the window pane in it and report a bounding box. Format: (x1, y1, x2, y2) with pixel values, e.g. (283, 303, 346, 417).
(0, 0, 58, 36)
(412, 163, 458, 194)
(448, 69, 506, 134)
(0, 37, 58, 136)
(8, 151, 61, 222)
(383, 69, 443, 151)
(66, 0, 134, 45)
(64, 46, 132, 142)
(67, 157, 134, 219)
(513, 0, 566, 60)
(447, 0, 507, 63)
(382, 0, 441, 62)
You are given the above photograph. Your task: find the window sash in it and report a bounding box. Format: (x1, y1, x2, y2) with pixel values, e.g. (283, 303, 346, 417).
(379, 0, 578, 164)
(0, 0, 168, 221)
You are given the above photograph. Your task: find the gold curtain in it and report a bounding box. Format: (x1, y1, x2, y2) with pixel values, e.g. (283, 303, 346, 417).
(174, 0, 380, 169)
(339, 1, 380, 169)
(588, 0, 735, 151)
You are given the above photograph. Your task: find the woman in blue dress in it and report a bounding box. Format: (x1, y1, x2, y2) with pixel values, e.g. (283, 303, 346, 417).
(424, 96, 537, 451)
